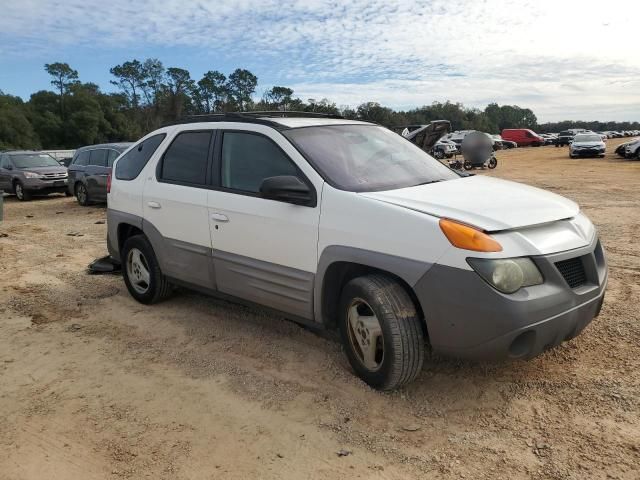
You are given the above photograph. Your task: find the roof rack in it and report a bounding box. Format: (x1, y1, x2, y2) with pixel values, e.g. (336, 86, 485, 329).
(163, 111, 344, 128)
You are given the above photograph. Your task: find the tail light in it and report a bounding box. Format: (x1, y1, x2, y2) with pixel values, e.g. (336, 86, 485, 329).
(107, 170, 112, 194)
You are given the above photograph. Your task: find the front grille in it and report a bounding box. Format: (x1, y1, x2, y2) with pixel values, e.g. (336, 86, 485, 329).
(555, 257, 587, 289)
(42, 172, 67, 179)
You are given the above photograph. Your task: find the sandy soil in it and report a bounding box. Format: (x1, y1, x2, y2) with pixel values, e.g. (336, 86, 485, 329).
(0, 139, 638, 479)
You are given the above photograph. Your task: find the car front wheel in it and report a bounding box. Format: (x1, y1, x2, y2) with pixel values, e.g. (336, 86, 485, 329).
(122, 235, 172, 305)
(339, 274, 425, 390)
(14, 181, 32, 201)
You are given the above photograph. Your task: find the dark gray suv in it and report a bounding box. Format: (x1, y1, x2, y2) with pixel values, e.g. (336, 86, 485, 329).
(0, 151, 70, 201)
(67, 143, 132, 205)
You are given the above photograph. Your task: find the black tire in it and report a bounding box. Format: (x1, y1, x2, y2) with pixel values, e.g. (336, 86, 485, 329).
(433, 149, 445, 159)
(488, 157, 498, 169)
(463, 160, 473, 170)
(76, 183, 89, 206)
(338, 274, 425, 391)
(14, 181, 32, 201)
(121, 234, 172, 305)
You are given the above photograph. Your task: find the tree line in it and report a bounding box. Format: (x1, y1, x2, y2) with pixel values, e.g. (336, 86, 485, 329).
(1, 59, 638, 150)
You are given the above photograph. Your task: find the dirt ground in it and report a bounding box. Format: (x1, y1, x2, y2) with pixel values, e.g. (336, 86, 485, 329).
(0, 139, 638, 480)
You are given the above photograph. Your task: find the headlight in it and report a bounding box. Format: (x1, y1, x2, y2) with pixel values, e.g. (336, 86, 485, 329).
(467, 258, 543, 294)
(23, 171, 43, 179)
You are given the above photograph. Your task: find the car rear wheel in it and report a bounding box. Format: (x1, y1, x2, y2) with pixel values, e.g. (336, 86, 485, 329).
(122, 235, 172, 305)
(339, 274, 425, 391)
(463, 160, 473, 170)
(14, 181, 31, 201)
(76, 183, 89, 206)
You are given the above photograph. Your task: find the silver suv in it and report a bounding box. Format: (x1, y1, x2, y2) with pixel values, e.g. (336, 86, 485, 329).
(0, 151, 70, 201)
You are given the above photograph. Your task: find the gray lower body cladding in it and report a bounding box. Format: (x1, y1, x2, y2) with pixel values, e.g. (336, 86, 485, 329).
(107, 209, 314, 320)
(414, 236, 607, 360)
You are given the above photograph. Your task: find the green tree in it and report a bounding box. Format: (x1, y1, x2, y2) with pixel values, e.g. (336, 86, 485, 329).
(141, 58, 165, 106)
(197, 71, 228, 113)
(264, 86, 294, 110)
(0, 93, 40, 149)
(44, 62, 79, 118)
(110, 59, 146, 108)
(227, 69, 258, 111)
(162, 67, 195, 120)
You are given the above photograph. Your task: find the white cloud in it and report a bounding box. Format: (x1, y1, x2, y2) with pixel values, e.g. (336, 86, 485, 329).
(1, 0, 639, 121)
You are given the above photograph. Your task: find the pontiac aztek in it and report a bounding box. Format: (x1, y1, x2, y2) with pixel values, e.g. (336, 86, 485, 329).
(106, 113, 607, 390)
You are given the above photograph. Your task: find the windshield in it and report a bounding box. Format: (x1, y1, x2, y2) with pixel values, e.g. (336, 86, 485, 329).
(284, 125, 459, 192)
(574, 134, 601, 142)
(11, 153, 60, 168)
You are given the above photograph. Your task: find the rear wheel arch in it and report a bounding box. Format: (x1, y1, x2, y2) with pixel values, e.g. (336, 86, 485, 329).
(117, 223, 144, 253)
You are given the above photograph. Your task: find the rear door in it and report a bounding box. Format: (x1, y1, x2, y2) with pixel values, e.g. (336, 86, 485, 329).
(142, 129, 216, 288)
(86, 149, 110, 201)
(68, 149, 90, 195)
(206, 127, 322, 320)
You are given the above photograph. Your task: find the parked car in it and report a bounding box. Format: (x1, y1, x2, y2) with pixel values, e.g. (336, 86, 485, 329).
(493, 134, 517, 149)
(623, 139, 640, 159)
(615, 141, 632, 157)
(556, 130, 576, 147)
(106, 112, 608, 391)
(540, 133, 558, 146)
(68, 143, 132, 205)
(432, 139, 458, 159)
(0, 150, 70, 201)
(569, 133, 606, 158)
(501, 129, 545, 147)
(41, 149, 76, 167)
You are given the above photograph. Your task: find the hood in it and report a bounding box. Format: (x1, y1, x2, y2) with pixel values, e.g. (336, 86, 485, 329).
(19, 165, 67, 174)
(359, 175, 579, 232)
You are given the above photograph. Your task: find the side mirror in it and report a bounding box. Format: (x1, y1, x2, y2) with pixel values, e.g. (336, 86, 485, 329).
(260, 175, 314, 206)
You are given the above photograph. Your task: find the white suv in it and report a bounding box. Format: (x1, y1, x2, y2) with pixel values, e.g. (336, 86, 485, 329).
(107, 113, 607, 390)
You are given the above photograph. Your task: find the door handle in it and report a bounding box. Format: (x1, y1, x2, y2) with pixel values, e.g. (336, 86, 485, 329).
(147, 201, 161, 209)
(210, 213, 229, 222)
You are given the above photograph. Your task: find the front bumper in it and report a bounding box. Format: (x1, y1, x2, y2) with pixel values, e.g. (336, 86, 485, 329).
(414, 235, 607, 360)
(23, 178, 68, 191)
(571, 148, 605, 157)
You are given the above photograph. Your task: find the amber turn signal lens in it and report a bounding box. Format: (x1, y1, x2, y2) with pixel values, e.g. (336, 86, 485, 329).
(439, 218, 503, 252)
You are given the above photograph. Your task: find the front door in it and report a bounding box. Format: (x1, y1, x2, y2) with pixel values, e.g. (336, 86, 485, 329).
(207, 129, 321, 320)
(142, 129, 215, 288)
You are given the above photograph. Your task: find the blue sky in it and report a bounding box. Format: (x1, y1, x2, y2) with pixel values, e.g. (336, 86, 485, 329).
(1, 0, 638, 122)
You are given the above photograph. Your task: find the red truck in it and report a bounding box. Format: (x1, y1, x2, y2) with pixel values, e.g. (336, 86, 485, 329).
(501, 129, 545, 147)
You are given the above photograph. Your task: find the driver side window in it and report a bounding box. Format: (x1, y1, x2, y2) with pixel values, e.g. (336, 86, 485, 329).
(221, 132, 298, 193)
(0, 155, 11, 169)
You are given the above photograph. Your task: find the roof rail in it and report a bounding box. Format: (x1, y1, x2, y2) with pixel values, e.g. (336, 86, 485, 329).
(163, 110, 344, 127)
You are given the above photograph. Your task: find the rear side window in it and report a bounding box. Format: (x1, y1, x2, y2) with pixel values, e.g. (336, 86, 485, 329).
(159, 131, 212, 185)
(107, 149, 120, 167)
(89, 149, 108, 167)
(115, 134, 166, 180)
(221, 132, 297, 193)
(75, 150, 90, 166)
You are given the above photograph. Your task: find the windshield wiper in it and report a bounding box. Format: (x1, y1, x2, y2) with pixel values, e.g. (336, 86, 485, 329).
(412, 179, 445, 187)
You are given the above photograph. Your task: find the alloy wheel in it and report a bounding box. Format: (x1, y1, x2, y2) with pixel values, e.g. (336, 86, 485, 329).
(346, 298, 384, 371)
(126, 248, 151, 295)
